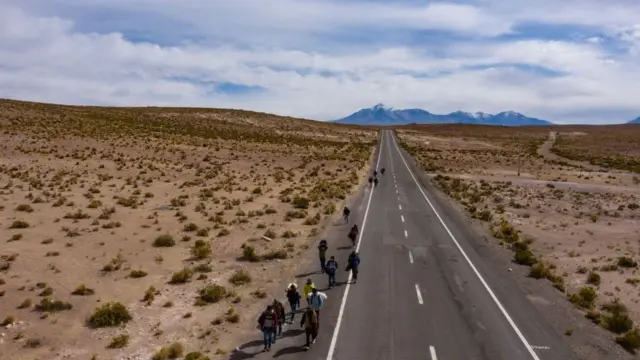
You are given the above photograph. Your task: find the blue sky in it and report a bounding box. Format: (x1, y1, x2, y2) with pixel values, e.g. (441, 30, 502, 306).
(1, 0, 640, 124)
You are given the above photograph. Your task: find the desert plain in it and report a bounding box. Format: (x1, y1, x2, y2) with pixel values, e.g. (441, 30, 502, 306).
(0, 99, 377, 360)
(2, 99, 640, 359)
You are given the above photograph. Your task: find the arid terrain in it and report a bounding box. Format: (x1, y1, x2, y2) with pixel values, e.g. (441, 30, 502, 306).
(0, 99, 377, 360)
(396, 124, 640, 354)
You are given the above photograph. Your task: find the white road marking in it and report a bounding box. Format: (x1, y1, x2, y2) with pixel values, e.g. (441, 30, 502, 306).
(326, 129, 384, 360)
(398, 204, 402, 210)
(408, 250, 414, 264)
(415, 284, 423, 304)
(404, 230, 408, 238)
(401, 215, 405, 222)
(390, 133, 541, 360)
(396, 189, 399, 194)
(531, 345, 551, 350)
(430, 346, 438, 360)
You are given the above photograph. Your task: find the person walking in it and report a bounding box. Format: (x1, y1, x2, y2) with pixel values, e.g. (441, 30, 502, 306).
(300, 307, 319, 350)
(348, 224, 359, 247)
(257, 305, 278, 352)
(308, 288, 325, 326)
(342, 206, 351, 224)
(285, 283, 301, 323)
(302, 279, 315, 305)
(347, 251, 361, 284)
(272, 299, 286, 336)
(325, 256, 338, 288)
(318, 239, 328, 273)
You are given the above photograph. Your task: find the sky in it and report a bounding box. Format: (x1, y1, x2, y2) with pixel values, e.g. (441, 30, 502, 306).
(1, 0, 640, 124)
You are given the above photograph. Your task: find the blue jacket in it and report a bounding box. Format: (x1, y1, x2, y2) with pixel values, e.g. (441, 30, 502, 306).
(309, 293, 324, 309)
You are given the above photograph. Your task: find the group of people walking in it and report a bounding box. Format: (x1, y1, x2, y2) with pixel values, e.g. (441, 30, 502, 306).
(256, 173, 375, 352)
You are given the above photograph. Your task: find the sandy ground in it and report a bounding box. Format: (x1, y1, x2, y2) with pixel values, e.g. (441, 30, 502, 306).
(397, 127, 640, 355)
(0, 100, 377, 360)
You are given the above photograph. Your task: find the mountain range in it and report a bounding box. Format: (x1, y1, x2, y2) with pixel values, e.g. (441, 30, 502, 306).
(332, 104, 640, 126)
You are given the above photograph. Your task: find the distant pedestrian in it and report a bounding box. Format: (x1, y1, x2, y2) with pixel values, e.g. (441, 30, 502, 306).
(300, 307, 319, 350)
(303, 279, 315, 305)
(346, 251, 361, 284)
(318, 240, 328, 273)
(257, 305, 278, 352)
(272, 299, 286, 336)
(348, 224, 359, 247)
(308, 288, 325, 325)
(325, 256, 338, 288)
(343, 206, 351, 224)
(368, 176, 373, 187)
(285, 283, 301, 323)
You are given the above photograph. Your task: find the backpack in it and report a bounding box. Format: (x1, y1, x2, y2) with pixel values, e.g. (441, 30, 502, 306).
(326, 260, 337, 273)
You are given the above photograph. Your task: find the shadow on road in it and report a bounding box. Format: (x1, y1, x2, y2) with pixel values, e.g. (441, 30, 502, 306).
(272, 346, 307, 358)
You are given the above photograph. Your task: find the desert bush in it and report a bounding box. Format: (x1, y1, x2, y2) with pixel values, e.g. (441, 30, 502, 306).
(71, 284, 95, 296)
(197, 284, 230, 305)
(190, 240, 212, 260)
(9, 220, 29, 229)
(35, 298, 73, 312)
(169, 268, 194, 284)
(107, 334, 130, 349)
(152, 342, 184, 360)
(153, 234, 175, 247)
(569, 286, 597, 309)
(229, 270, 252, 285)
(129, 270, 148, 278)
(616, 328, 640, 354)
(587, 272, 601, 286)
(88, 302, 132, 328)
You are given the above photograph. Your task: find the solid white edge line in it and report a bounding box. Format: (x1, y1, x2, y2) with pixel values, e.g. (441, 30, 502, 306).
(408, 250, 414, 264)
(429, 346, 438, 360)
(390, 133, 541, 360)
(325, 130, 385, 360)
(415, 284, 424, 304)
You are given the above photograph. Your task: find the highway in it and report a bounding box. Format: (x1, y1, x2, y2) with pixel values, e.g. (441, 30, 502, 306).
(229, 129, 580, 360)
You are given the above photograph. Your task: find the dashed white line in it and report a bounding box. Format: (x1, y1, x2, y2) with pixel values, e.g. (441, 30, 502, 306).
(404, 230, 408, 238)
(398, 204, 402, 210)
(326, 129, 384, 360)
(429, 346, 438, 360)
(390, 132, 541, 360)
(415, 284, 423, 304)
(401, 215, 405, 222)
(408, 250, 414, 264)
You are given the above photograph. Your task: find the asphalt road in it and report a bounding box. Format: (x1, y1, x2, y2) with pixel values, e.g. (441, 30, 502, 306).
(229, 130, 580, 360)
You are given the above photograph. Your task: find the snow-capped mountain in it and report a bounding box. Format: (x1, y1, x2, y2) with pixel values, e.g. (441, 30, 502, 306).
(333, 104, 553, 126)
(628, 116, 640, 124)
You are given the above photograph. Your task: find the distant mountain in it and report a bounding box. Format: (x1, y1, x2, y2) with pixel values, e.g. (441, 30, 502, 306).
(628, 117, 640, 124)
(333, 104, 553, 126)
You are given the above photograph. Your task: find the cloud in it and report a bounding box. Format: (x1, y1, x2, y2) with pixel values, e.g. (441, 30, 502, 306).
(1, 1, 640, 124)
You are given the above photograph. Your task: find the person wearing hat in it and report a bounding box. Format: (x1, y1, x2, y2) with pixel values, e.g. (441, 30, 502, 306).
(303, 278, 315, 305)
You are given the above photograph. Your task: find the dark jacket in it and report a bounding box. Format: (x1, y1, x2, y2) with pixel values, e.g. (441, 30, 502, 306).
(318, 243, 328, 259)
(325, 259, 338, 274)
(273, 300, 286, 321)
(347, 254, 360, 269)
(258, 310, 278, 329)
(286, 288, 301, 305)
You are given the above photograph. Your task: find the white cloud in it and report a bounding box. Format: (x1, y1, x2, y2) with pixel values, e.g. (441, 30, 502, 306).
(1, 1, 640, 124)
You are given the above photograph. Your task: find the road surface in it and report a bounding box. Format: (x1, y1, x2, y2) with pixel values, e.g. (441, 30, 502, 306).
(229, 130, 579, 360)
